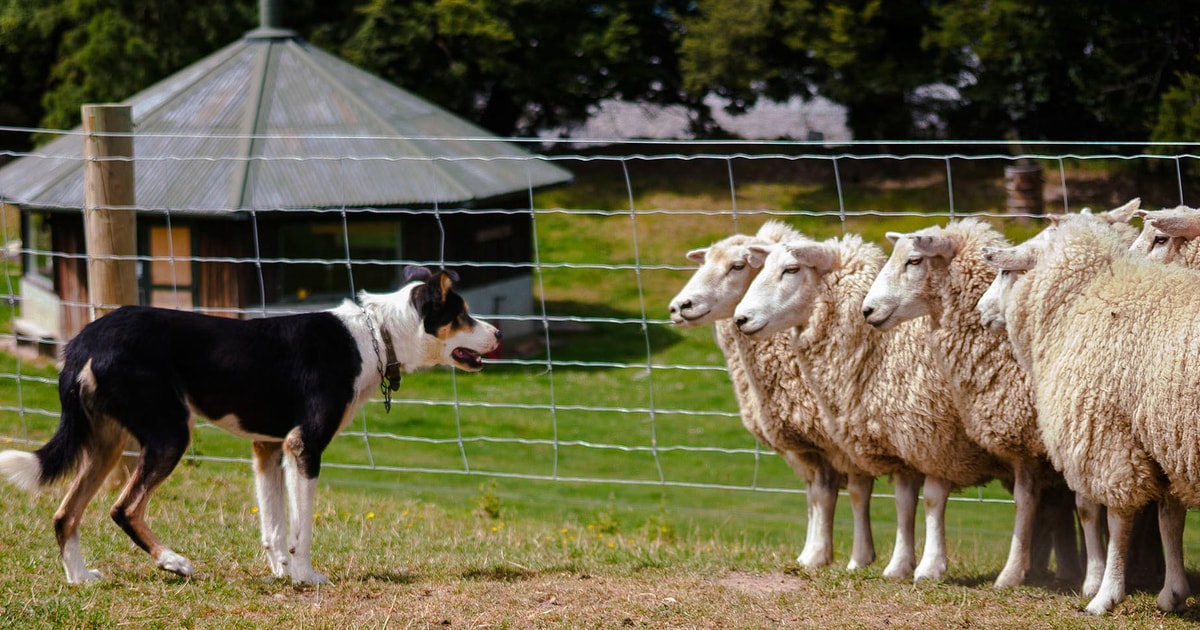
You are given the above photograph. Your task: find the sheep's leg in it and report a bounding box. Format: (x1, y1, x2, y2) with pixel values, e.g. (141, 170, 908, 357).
(798, 459, 837, 568)
(846, 473, 876, 570)
(1085, 509, 1132, 615)
(1156, 496, 1189, 613)
(883, 471, 921, 579)
(995, 460, 1037, 588)
(1077, 496, 1106, 598)
(914, 476, 951, 582)
(1047, 485, 1082, 584)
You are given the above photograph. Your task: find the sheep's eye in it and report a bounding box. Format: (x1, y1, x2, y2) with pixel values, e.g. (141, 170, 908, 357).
(906, 257, 922, 267)
(1153, 235, 1169, 247)
(999, 270, 1011, 278)
(730, 261, 746, 271)
(782, 266, 800, 275)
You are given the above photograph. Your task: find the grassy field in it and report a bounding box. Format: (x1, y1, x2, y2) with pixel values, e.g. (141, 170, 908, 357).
(2, 156, 1200, 627)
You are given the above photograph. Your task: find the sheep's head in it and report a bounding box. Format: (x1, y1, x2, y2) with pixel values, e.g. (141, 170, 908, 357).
(977, 244, 1037, 330)
(862, 228, 957, 330)
(668, 235, 770, 327)
(734, 239, 839, 338)
(1130, 205, 1200, 265)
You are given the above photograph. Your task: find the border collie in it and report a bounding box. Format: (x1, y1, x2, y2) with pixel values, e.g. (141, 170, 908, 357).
(0, 267, 499, 585)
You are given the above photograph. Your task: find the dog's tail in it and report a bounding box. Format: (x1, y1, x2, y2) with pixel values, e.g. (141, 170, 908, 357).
(0, 360, 93, 493)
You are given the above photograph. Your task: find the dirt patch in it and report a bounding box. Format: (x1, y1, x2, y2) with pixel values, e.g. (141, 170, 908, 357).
(717, 569, 807, 595)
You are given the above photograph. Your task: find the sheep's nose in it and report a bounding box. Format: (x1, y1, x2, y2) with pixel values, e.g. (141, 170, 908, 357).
(862, 306, 875, 319)
(673, 299, 692, 314)
(494, 328, 503, 341)
(735, 315, 749, 329)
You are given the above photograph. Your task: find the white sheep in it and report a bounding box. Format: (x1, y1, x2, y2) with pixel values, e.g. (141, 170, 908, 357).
(734, 232, 1006, 582)
(1130, 205, 1200, 266)
(668, 221, 876, 570)
(860, 218, 1082, 590)
(978, 215, 1195, 615)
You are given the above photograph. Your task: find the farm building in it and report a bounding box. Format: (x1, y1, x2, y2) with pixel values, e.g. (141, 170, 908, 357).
(0, 10, 571, 347)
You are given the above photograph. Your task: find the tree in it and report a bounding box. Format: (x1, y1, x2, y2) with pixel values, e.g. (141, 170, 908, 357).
(1151, 70, 1200, 142)
(340, 0, 695, 137)
(680, 0, 947, 140)
(925, 0, 1200, 140)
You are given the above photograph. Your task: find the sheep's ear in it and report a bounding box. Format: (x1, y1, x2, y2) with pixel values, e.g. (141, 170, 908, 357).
(885, 231, 905, 245)
(789, 241, 838, 273)
(1134, 209, 1148, 219)
(745, 244, 771, 269)
(1105, 198, 1142, 224)
(981, 246, 1035, 271)
(686, 247, 709, 264)
(1149, 210, 1200, 238)
(911, 234, 957, 259)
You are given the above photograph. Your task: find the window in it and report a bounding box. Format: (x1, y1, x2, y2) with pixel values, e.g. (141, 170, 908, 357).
(24, 212, 53, 283)
(276, 221, 400, 304)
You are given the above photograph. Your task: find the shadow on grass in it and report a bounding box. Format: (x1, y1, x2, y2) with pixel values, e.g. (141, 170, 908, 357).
(500, 300, 685, 370)
(358, 570, 422, 585)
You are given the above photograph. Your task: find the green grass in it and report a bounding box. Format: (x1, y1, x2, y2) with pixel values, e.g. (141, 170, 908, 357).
(2, 160, 1199, 626)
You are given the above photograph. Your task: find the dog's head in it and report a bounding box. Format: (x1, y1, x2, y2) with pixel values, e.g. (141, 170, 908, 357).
(401, 266, 500, 371)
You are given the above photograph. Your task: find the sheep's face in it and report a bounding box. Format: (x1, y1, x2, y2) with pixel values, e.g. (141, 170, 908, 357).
(862, 230, 955, 330)
(669, 239, 768, 327)
(734, 240, 837, 338)
(1130, 206, 1200, 265)
(977, 245, 1037, 330)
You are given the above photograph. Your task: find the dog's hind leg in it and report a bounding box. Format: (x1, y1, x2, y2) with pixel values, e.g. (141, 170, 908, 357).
(252, 441, 288, 578)
(110, 423, 193, 578)
(281, 431, 327, 585)
(53, 417, 127, 584)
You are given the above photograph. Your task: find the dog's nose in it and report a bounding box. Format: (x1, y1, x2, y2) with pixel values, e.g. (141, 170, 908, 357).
(735, 315, 748, 329)
(862, 306, 875, 319)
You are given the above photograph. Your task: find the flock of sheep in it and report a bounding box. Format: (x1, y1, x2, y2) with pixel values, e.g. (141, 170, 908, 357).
(667, 199, 1200, 616)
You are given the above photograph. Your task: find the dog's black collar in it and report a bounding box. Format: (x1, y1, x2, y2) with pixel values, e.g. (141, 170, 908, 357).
(361, 306, 402, 412)
(380, 328, 402, 392)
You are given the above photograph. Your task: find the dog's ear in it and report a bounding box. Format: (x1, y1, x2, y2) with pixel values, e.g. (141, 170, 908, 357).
(403, 266, 433, 284)
(433, 270, 455, 303)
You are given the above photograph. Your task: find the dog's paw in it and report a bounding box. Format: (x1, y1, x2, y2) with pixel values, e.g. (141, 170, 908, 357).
(290, 568, 328, 586)
(66, 568, 104, 584)
(156, 550, 194, 577)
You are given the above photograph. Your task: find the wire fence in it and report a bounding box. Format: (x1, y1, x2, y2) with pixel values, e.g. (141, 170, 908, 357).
(1, 127, 1198, 502)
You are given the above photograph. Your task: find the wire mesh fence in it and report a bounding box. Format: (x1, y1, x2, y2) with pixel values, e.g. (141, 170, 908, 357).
(2, 128, 1197, 502)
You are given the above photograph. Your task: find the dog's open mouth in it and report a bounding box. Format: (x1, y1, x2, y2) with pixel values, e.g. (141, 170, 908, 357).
(451, 347, 485, 370)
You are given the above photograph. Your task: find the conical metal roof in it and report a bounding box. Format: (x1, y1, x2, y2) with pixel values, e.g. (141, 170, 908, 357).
(0, 28, 571, 215)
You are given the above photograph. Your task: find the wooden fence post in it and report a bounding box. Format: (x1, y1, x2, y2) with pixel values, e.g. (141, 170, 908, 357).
(82, 104, 137, 317)
(82, 104, 140, 484)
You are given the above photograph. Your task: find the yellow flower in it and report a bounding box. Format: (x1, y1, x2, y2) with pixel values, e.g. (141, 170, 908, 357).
(250, 507, 259, 514)
(366, 512, 375, 519)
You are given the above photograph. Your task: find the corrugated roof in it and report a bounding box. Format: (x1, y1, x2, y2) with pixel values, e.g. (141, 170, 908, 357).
(0, 29, 572, 215)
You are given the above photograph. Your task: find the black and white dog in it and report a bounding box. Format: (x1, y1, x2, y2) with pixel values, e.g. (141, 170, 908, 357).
(0, 267, 499, 585)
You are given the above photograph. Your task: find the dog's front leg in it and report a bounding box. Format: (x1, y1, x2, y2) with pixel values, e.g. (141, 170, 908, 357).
(252, 441, 288, 579)
(282, 432, 327, 585)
